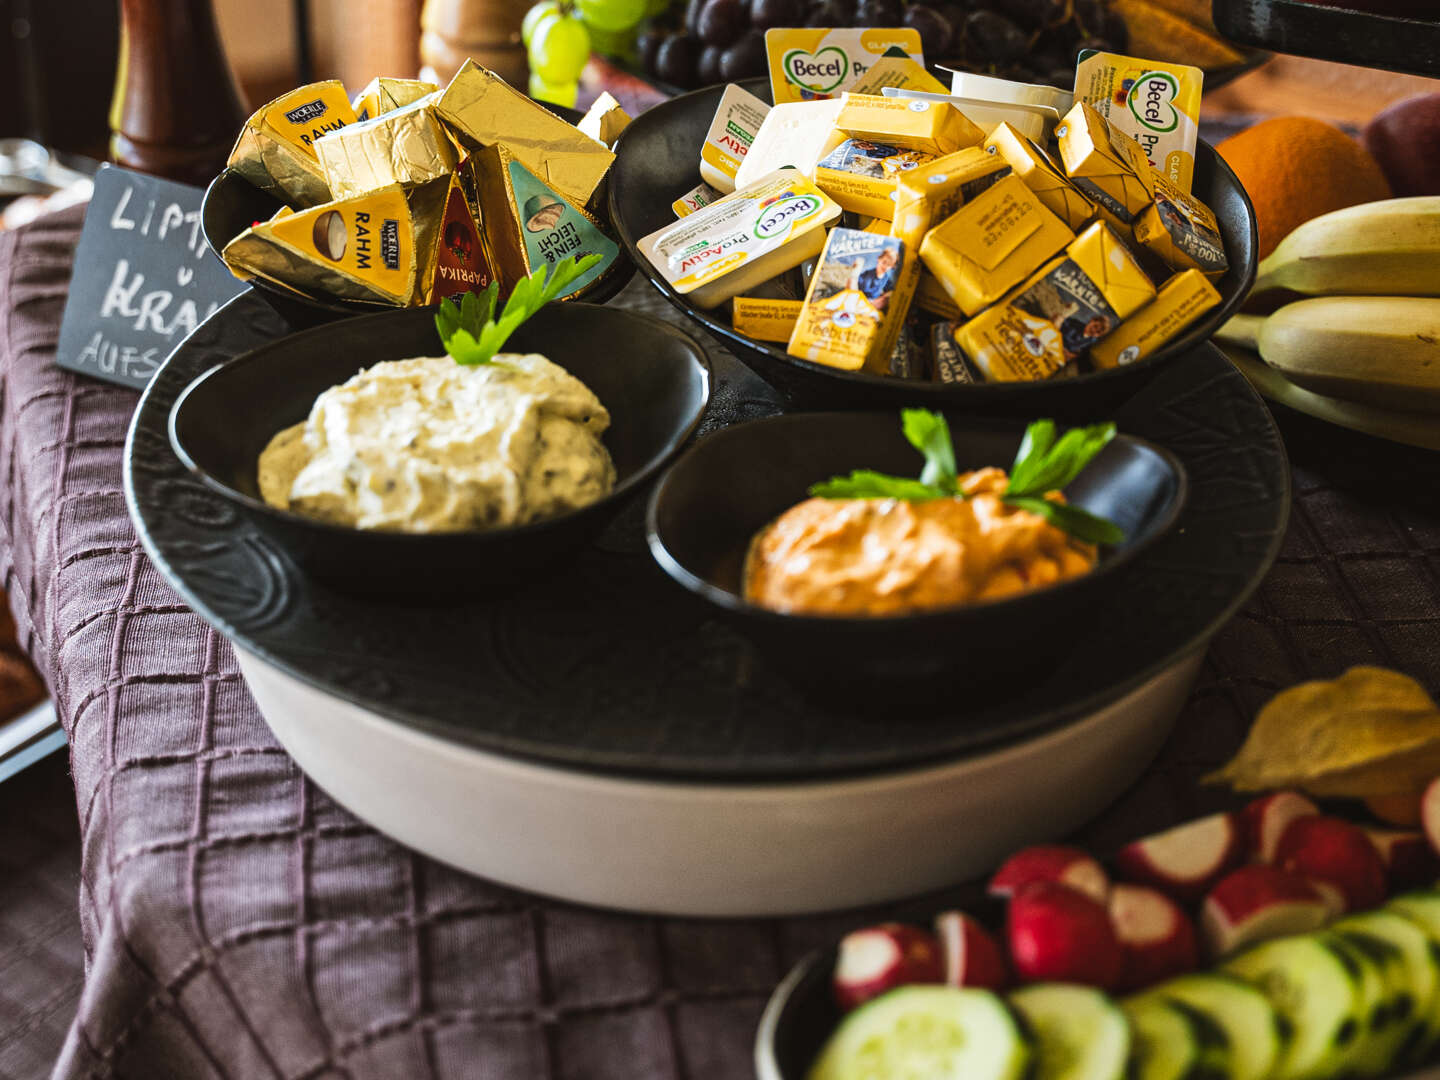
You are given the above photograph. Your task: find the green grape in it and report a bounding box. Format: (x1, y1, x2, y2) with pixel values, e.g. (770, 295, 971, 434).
(577, 0, 646, 33)
(586, 22, 640, 62)
(529, 12, 592, 83)
(528, 71, 580, 109)
(522, 0, 562, 47)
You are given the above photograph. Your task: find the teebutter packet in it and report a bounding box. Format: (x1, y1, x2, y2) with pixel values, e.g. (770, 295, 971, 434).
(222, 183, 418, 305)
(701, 83, 770, 194)
(733, 296, 803, 342)
(765, 28, 924, 105)
(638, 169, 841, 309)
(1090, 268, 1219, 370)
(918, 174, 1075, 317)
(787, 227, 920, 373)
(467, 145, 619, 300)
(815, 137, 936, 219)
(314, 96, 458, 200)
(836, 93, 985, 157)
(351, 77, 438, 122)
(891, 146, 1010, 249)
(1133, 172, 1228, 280)
(228, 80, 357, 208)
(1055, 102, 1155, 229)
(1074, 51, 1202, 193)
(983, 123, 1096, 232)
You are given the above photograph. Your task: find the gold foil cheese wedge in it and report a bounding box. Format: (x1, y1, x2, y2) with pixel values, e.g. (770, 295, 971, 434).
(436, 60, 614, 209)
(314, 97, 459, 200)
(352, 76, 438, 122)
(222, 184, 419, 305)
(465, 146, 620, 300)
(412, 173, 495, 304)
(227, 80, 357, 208)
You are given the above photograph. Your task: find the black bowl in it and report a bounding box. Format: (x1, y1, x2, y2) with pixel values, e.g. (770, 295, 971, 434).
(755, 949, 838, 1080)
(646, 412, 1186, 699)
(608, 79, 1258, 414)
(169, 303, 711, 595)
(201, 103, 634, 315)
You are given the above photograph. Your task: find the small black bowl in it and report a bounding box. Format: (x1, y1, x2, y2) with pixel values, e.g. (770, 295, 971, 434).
(646, 412, 1186, 700)
(754, 949, 838, 1080)
(608, 79, 1258, 414)
(169, 303, 711, 595)
(202, 102, 634, 314)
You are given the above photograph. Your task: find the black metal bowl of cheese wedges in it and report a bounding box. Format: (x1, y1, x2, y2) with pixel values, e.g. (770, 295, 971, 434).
(202, 98, 634, 317)
(607, 78, 1258, 415)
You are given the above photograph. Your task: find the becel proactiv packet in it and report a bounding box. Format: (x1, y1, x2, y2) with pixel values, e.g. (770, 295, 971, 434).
(734, 98, 847, 190)
(764, 27, 924, 105)
(700, 83, 771, 194)
(638, 168, 842, 309)
(1073, 50, 1202, 193)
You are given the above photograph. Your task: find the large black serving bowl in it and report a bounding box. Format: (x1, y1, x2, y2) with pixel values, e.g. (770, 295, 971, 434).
(609, 79, 1258, 413)
(646, 412, 1186, 700)
(169, 303, 710, 595)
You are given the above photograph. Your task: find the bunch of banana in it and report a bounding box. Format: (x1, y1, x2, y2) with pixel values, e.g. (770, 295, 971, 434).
(1217, 197, 1440, 416)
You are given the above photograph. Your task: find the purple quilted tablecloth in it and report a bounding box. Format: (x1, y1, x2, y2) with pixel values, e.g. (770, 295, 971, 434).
(5, 203, 1440, 1080)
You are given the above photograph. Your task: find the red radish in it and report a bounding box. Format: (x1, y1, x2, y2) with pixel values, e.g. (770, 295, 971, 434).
(1275, 815, 1387, 913)
(1108, 883, 1200, 991)
(1422, 777, 1440, 858)
(934, 910, 1007, 990)
(1366, 792, 1423, 828)
(1201, 864, 1332, 956)
(1115, 812, 1245, 902)
(1007, 880, 1123, 989)
(832, 923, 943, 1010)
(1366, 828, 1440, 892)
(988, 845, 1110, 903)
(1242, 792, 1320, 862)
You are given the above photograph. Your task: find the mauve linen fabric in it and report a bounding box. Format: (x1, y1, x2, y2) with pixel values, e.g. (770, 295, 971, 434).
(3, 203, 1440, 1080)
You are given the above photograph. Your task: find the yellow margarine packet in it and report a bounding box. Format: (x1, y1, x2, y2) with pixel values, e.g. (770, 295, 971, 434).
(983, 123, 1097, 232)
(765, 28, 924, 105)
(1090, 269, 1219, 369)
(227, 81, 358, 208)
(638, 169, 842, 309)
(1073, 51, 1202, 193)
(836, 93, 985, 156)
(733, 297, 803, 342)
(673, 181, 723, 218)
(1055, 102, 1155, 229)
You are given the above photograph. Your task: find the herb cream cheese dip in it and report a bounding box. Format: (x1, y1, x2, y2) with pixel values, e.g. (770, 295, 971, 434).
(257, 353, 615, 532)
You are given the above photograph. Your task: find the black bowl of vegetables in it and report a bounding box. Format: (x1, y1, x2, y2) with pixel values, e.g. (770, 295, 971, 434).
(646, 409, 1186, 701)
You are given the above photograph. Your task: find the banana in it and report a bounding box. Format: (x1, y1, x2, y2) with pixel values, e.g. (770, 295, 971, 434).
(1238, 296, 1440, 414)
(1252, 197, 1440, 297)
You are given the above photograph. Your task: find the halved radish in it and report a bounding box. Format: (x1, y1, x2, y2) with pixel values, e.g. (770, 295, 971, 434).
(934, 910, 1007, 990)
(1275, 815, 1387, 913)
(833, 923, 943, 1011)
(1115, 812, 1245, 902)
(1366, 827, 1440, 893)
(988, 845, 1110, 904)
(1108, 883, 1200, 990)
(1241, 791, 1319, 863)
(1007, 880, 1123, 989)
(1201, 864, 1331, 957)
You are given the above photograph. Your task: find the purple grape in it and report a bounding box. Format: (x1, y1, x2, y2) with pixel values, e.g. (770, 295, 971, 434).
(1008, 0, 1067, 28)
(655, 33, 702, 87)
(805, 0, 849, 24)
(965, 10, 1028, 61)
(638, 27, 666, 73)
(684, 0, 707, 36)
(698, 42, 725, 83)
(719, 27, 768, 79)
(751, 0, 805, 28)
(853, 0, 902, 26)
(698, 0, 748, 46)
(902, 4, 952, 56)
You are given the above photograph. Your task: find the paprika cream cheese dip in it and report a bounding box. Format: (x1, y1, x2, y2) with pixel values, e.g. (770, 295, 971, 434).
(257, 354, 615, 533)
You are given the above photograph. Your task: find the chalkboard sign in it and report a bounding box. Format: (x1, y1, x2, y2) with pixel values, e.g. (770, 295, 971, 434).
(56, 164, 248, 390)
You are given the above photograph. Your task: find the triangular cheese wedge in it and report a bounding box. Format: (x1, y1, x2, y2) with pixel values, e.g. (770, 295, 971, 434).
(352, 76, 438, 122)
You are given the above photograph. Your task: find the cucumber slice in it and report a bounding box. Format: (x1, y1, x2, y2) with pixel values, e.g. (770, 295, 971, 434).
(1121, 996, 1200, 1080)
(1387, 890, 1440, 1061)
(808, 986, 1031, 1080)
(1146, 973, 1284, 1080)
(1321, 931, 1405, 1077)
(1220, 934, 1361, 1080)
(1335, 910, 1438, 1068)
(1009, 983, 1129, 1080)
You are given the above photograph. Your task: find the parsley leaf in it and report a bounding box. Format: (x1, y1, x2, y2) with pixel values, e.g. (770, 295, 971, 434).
(809, 470, 948, 501)
(1005, 420, 1117, 500)
(902, 408, 958, 494)
(435, 252, 603, 366)
(1002, 496, 1125, 546)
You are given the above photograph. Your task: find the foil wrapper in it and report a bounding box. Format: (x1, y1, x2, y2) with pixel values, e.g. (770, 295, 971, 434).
(227, 80, 356, 208)
(352, 76, 438, 122)
(436, 60, 614, 210)
(416, 172, 494, 304)
(577, 92, 632, 148)
(314, 97, 459, 200)
(464, 145, 619, 300)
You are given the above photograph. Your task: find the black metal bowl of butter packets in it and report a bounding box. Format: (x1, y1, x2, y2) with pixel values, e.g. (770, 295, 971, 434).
(201, 99, 635, 317)
(169, 302, 710, 596)
(608, 79, 1258, 415)
(646, 411, 1186, 703)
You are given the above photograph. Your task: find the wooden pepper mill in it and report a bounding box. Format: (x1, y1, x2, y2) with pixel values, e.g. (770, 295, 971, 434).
(420, 0, 532, 88)
(108, 0, 247, 186)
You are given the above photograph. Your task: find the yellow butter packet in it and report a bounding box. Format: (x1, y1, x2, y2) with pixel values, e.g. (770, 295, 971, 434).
(227, 81, 358, 207)
(850, 53, 949, 96)
(765, 28, 924, 105)
(1133, 171, 1228, 280)
(673, 180, 723, 218)
(1055, 102, 1155, 229)
(915, 268, 962, 320)
(733, 296, 803, 342)
(918, 174, 1075, 317)
(982, 123, 1097, 233)
(1090, 269, 1219, 369)
(788, 226, 920, 372)
(1073, 51, 1202, 193)
(638, 169, 842, 309)
(930, 321, 974, 383)
(957, 220, 1156, 381)
(891, 146, 1010, 249)
(701, 83, 771, 194)
(351, 77, 438, 122)
(814, 137, 936, 220)
(836, 93, 985, 156)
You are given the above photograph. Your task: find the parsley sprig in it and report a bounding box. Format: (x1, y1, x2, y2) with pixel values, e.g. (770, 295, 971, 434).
(809, 410, 1125, 546)
(435, 253, 603, 366)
